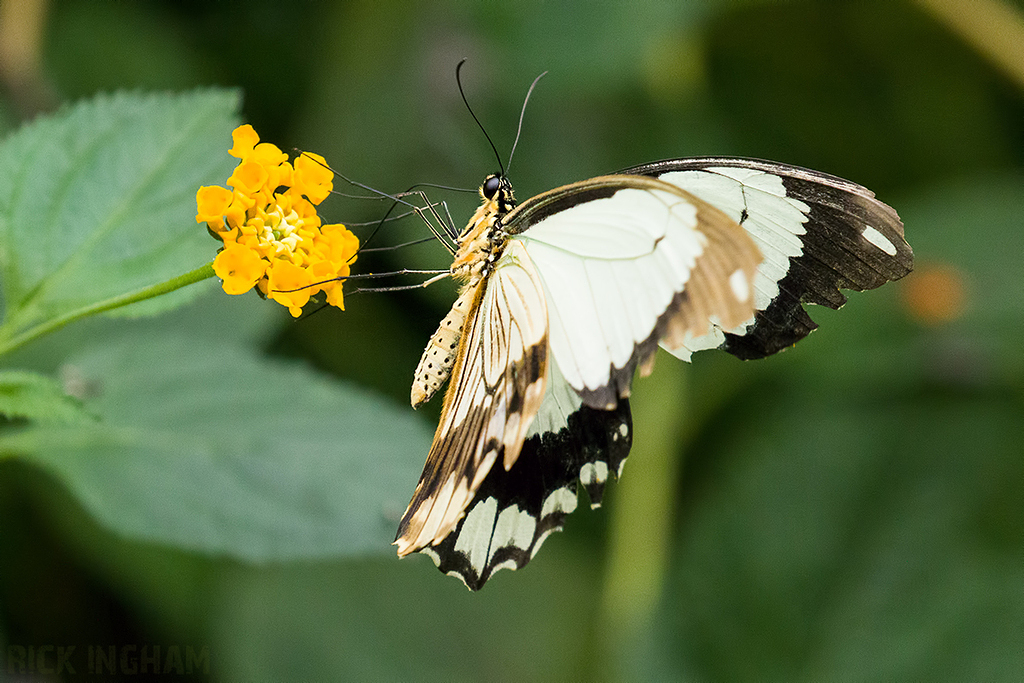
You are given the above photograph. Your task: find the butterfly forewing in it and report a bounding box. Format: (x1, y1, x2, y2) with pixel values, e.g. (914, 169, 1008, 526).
(621, 158, 912, 360)
(506, 174, 762, 408)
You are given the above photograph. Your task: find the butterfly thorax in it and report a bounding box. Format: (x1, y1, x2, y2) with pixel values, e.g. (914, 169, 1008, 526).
(450, 174, 516, 289)
(410, 175, 517, 408)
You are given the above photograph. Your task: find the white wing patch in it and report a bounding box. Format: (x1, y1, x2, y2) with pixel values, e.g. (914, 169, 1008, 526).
(452, 497, 538, 576)
(519, 189, 674, 259)
(729, 267, 751, 302)
(579, 461, 609, 486)
(541, 487, 578, 518)
(492, 505, 537, 553)
(518, 188, 705, 396)
(453, 496, 499, 573)
(525, 354, 583, 439)
(862, 225, 898, 255)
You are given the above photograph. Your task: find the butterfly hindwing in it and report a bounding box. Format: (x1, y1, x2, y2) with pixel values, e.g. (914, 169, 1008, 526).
(621, 158, 913, 359)
(422, 357, 632, 589)
(395, 240, 548, 558)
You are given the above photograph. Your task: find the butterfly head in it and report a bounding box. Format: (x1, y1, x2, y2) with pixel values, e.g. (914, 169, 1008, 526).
(480, 174, 516, 216)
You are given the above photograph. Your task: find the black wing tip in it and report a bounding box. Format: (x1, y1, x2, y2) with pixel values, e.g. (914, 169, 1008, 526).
(627, 156, 912, 361)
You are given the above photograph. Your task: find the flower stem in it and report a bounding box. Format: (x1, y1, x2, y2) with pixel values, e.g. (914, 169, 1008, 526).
(597, 349, 689, 678)
(914, 0, 1024, 91)
(0, 263, 216, 358)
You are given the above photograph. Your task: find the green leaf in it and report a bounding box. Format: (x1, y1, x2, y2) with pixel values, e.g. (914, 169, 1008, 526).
(0, 89, 241, 349)
(0, 332, 432, 561)
(0, 369, 93, 425)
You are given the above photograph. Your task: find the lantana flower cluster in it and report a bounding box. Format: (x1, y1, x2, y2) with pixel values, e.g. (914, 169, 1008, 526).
(196, 125, 359, 317)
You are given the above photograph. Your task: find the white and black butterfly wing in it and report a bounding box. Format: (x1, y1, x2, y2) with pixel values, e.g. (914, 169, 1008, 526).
(507, 174, 764, 407)
(424, 357, 632, 590)
(520, 355, 632, 509)
(621, 158, 913, 359)
(395, 240, 549, 563)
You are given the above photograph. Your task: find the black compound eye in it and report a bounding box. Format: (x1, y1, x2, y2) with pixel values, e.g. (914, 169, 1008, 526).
(482, 175, 502, 200)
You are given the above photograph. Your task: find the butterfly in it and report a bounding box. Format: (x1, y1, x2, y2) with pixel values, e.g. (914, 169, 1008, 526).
(393, 156, 912, 590)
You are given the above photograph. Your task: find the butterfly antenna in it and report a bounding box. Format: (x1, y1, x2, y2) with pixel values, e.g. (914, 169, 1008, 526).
(506, 70, 547, 174)
(359, 235, 438, 251)
(456, 59, 504, 176)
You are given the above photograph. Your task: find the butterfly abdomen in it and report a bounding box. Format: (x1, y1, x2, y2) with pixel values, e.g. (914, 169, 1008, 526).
(411, 285, 477, 408)
(411, 184, 513, 409)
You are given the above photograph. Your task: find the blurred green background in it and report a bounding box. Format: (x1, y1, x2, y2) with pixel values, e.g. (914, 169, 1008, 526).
(1, 0, 1022, 680)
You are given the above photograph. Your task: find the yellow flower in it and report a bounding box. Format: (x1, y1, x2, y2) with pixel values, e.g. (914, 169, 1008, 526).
(319, 223, 360, 265)
(196, 125, 359, 317)
(195, 185, 233, 229)
(228, 124, 259, 159)
(213, 243, 268, 294)
(227, 160, 269, 196)
(266, 260, 313, 317)
(293, 153, 333, 204)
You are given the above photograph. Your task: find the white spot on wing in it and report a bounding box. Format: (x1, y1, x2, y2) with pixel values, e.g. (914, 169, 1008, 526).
(490, 559, 519, 575)
(862, 225, 897, 255)
(541, 487, 578, 517)
(445, 570, 471, 588)
(580, 461, 609, 486)
(729, 268, 750, 302)
(420, 547, 441, 567)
